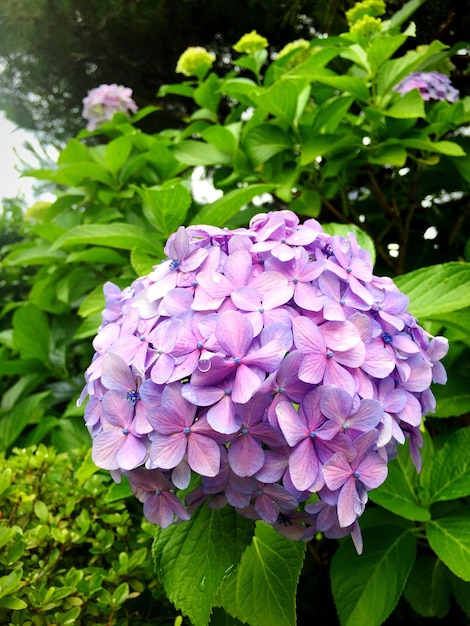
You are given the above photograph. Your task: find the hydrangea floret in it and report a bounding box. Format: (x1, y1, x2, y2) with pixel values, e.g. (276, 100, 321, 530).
(345, 0, 386, 26)
(233, 30, 269, 55)
(82, 83, 138, 131)
(393, 72, 459, 103)
(80, 210, 448, 553)
(175, 46, 216, 78)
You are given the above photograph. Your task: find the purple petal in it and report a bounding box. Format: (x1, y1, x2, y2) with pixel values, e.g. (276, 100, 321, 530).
(288, 439, 323, 492)
(323, 452, 352, 491)
(228, 435, 265, 477)
(276, 401, 307, 447)
(187, 433, 221, 476)
(216, 310, 254, 356)
(149, 433, 187, 469)
(101, 352, 136, 391)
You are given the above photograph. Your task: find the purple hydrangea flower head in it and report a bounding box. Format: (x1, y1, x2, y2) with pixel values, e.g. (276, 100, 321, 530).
(80, 209, 448, 552)
(393, 72, 459, 103)
(82, 83, 138, 131)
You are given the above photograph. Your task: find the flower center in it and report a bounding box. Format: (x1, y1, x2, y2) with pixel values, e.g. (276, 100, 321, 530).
(183, 427, 191, 435)
(325, 349, 334, 359)
(382, 332, 393, 344)
(126, 390, 140, 405)
(169, 259, 181, 271)
(353, 470, 360, 478)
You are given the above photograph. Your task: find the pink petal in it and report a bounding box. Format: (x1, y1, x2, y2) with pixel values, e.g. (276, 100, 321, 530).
(228, 435, 265, 477)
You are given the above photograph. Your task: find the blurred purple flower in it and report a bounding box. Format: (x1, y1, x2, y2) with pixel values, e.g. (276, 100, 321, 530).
(82, 83, 138, 131)
(393, 72, 459, 103)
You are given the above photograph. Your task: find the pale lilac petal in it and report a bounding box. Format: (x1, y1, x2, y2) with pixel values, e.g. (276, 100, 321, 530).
(276, 401, 307, 447)
(356, 452, 388, 489)
(288, 439, 323, 492)
(323, 452, 352, 491)
(187, 433, 221, 476)
(232, 364, 263, 403)
(228, 435, 265, 477)
(102, 391, 134, 427)
(207, 395, 241, 434)
(337, 477, 362, 527)
(149, 433, 187, 469)
(101, 352, 136, 391)
(216, 310, 254, 356)
(116, 435, 148, 470)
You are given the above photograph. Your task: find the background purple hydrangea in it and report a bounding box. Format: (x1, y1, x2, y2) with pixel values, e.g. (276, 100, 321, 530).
(82, 83, 138, 131)
(79, 210, 448, 553)
(393, 71, 459, 103)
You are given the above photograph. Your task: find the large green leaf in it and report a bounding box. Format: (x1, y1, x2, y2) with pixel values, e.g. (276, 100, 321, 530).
(216, 522, 306, 626)
(140, 183, 191, 237)
(403, 555, 451, 618)
(369, 440, 430, 521)
(105, 135, 134, 174)
(12, 305, 51, 366)
(50, 224, 157, 254)
(394, 262, 470, 319)
(254, 78, 309, 125)
(384, 89, 425, 119)
(190, 184, 275, 227)
(152, 506, 254, 626)
(429, 428, 470, 503)
(402, 137, 466, 156)
(172, 140, 233, 167)
(244, 124, 293, 165)
(330, 526, 417, 626)
(426, 510, 470, 581)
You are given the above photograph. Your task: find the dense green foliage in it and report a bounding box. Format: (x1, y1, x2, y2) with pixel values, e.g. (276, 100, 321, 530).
(0, 444, 180, 624)
(1, 0, 469, 624)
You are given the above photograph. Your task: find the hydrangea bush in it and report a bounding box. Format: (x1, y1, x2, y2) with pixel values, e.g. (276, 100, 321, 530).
(80, 209, 448, 553)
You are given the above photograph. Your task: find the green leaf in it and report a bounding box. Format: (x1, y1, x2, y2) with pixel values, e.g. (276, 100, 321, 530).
(194, 74, 222, 113)
(140, 183, 191, 237)
(201, 126, 238, 154)
(367, 35, 409, 75)
(300, 134, 361, 166)
(244, 124, 293, 165)
(367, 143, 408, 167)
(330, 526, 417, 626)
(152, 506, 254, 626)
(172, 140, 233, 167)
(105, 135, 134, 174)
(394, 262, 470, 319)
(2, 243, 66, 267)
(404, 555, 451, 618)
(216, 522, 306, 626)
(432, 371, 470, 418)
(369, 440, 430, 521)
(0, 597, 28, 610)
(402, 137, 466, 156)
(52, 162, 115, 187)
(12, 304, 51, 365)
(252, 78, 309, 125)
(429, 428, 470, 503)
(312, 95, 355, 134)
(191, 184, 274, 227)
(451, 574, 470, 617)
(131, 247, 163, 276)
(51, 223, 158, 254)
(426, 509, 470, 581)
(384, 89, 425, 119)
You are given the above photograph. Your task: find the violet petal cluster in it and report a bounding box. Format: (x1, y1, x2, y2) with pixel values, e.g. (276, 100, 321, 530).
(79, 210, 448, 553)
(393, 71, 459, 103)
(82, 83, 138, 131)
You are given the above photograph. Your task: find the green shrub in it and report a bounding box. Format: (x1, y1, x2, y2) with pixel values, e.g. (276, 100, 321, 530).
(0, 444, 179, 625)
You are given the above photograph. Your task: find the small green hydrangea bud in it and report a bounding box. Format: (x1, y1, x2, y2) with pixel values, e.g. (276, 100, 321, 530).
(349, 14, 383, 37)
(233, 30, 269, 55)
(346, 0, 386, 26)
(277, 39, 311, 69)
(175, 46, 215, 77)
